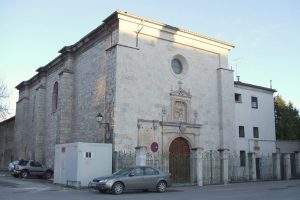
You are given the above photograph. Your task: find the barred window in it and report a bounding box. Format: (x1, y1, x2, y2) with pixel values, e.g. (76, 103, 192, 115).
(52, 82, 58, 112)
(239, 126, 245, 138)
(85, 152, 92, 158)
(235, 93, 242, 103)
(251, 96, 258, 109)
(253, 127, 259, 138)
(240, 151, 246, 167)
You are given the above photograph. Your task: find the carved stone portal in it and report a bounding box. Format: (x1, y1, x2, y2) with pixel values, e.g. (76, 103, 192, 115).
(170, 84, 191, 123)
(173, 101, 187, 122)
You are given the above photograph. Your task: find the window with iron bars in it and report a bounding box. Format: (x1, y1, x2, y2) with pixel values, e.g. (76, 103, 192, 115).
(239, 126, 245, 138)
(251, 96, 258, 109)
(253, 127, 259, 138)
(240, 151, 246, 167)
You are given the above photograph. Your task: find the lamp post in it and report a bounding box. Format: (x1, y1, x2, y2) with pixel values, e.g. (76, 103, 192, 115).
(96, 112, 116, 172)
(96, 113, 111, 143)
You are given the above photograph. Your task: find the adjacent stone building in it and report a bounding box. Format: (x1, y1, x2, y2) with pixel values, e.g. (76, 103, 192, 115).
(0, 117, 15, 169)
(13, 11, 279, 183)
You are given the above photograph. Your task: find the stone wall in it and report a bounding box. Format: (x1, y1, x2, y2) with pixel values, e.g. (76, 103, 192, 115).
(114, 13, 234, 153)
(0, 117, 15, 169)
(15, 81, 41, 160)
(276, 140, 300, 153)
(14, 17, 119, 168)
(72, 28, 117, 144)
(44, 68, 62, 167)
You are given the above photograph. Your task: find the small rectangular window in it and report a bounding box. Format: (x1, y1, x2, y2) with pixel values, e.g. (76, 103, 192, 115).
(239, 126, 245, 138)
(240, 151, 246, 167)
(253, 127, 259, 138)
(85, 152, 92, 158)
(235, 93, 242, 103)
(251, 96, 258, 109)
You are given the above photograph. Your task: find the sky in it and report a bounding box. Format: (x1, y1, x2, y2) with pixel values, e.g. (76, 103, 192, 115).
(0, 0, 300, 118)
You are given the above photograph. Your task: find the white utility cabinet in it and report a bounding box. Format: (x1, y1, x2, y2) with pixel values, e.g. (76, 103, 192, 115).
(54, 142, 112, 187)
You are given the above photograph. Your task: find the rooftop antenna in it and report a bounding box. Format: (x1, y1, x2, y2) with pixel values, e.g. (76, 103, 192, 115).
(232, 57, 242, 82)
(270, 80, 272, 89)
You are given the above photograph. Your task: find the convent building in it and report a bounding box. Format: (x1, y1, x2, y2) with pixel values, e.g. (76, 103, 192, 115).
(13, 11, 277, 184)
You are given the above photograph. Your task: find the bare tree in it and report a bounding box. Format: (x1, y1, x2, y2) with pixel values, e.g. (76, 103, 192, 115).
(0, 81, 9, 120)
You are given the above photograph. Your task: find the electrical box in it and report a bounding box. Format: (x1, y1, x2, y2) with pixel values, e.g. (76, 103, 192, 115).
(54, 142, 112, 187)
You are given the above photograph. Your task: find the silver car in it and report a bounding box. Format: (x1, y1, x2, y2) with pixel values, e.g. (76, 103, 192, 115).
(13, 160, 53, 179)
(92, 166, 171, 195)
(8, 160, 20, 177)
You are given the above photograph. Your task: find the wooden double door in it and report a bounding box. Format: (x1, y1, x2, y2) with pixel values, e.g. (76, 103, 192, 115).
(169, 137, 191, 183)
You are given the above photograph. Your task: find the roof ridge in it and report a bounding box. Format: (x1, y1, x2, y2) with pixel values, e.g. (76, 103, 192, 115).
(234, 81, 276, 93)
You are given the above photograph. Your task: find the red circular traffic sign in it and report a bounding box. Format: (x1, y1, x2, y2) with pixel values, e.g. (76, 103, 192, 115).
(150, 142, 159, 153)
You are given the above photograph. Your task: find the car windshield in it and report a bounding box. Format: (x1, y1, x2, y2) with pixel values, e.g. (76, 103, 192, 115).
(18, 160, 29, 166)
(112, 168, 132, 176)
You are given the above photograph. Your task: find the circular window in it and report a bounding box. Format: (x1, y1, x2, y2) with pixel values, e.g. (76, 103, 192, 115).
(171, 58, 183, 74)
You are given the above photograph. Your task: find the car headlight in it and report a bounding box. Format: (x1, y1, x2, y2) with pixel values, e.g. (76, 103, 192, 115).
(99, 179, 108, 183)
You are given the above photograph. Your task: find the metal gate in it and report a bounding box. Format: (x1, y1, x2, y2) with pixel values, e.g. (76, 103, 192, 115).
(228, 153, 248, 182)
(290, 153, 299, 179)
(202, 150, 222, 185)
(113, 151, 135, 172)
(280, 154, 286, 180)
(258, 155, 276, 181)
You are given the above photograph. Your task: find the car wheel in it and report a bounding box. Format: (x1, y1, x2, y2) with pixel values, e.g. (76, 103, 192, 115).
(21, 170, 29, 178)
(13, 174, 19, 178)
(112, 182, 124, 195)
(156, 181, 167, 193)
(44, 171, 53, 180)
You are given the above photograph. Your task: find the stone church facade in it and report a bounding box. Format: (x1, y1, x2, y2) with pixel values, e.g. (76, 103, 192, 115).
(14, 11, 277, 179)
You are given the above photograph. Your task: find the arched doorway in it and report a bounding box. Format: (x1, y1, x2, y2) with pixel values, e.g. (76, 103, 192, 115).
(169, 137, 191, 183)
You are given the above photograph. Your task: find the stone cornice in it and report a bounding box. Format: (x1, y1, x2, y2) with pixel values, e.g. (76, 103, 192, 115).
(105, 43, 140, 51)
(16, 67, 47, 90)
(217, 67, 234, 72)
(16, 96, 29, 103)
(161, 121, 202, 129)
(16, 81, 30, 90)
(0, 116, 15, 125)
(170, 87, 192, 98)
(234, 81, 276, 93)
(137, 118, 202, 129)
(116, 10, 234, 50)
(59, 68, 74, 76)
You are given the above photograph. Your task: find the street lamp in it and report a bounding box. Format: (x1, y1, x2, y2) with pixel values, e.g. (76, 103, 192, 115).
(96, 113, 110, 143)
(96, 112, 116, 172)
(96, 113, 103, 123)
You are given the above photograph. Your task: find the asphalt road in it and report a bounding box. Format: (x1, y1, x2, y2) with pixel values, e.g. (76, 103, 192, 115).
(0, 175, 300, 200)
